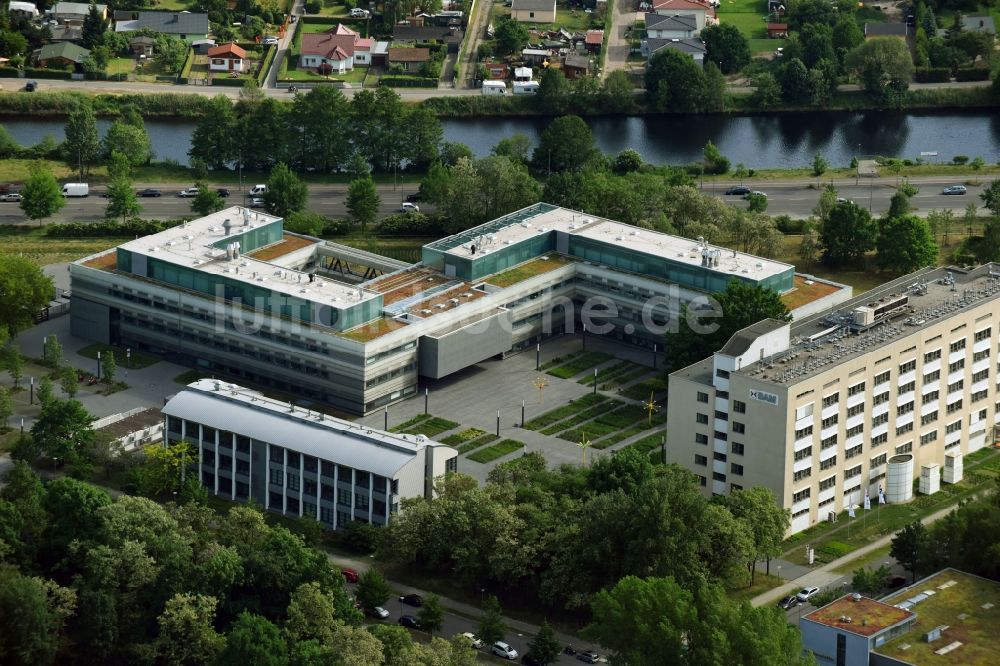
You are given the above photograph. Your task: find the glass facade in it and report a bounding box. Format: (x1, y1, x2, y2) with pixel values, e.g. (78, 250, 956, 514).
(209, 220, 283, 254)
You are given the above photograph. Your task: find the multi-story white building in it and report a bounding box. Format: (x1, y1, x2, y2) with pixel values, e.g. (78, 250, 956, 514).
(162, 379, 458, 529)
(70, 203, 844, 415)
(668, 265, 1000, 534)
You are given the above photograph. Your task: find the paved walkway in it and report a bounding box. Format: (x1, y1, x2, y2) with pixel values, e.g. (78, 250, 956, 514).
(751, 500, 976, 608)
(603, 0, 636, 79)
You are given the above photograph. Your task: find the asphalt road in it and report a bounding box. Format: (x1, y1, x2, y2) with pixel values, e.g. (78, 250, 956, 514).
(0, 176, 987, 225)
(0, 182, 422, 224)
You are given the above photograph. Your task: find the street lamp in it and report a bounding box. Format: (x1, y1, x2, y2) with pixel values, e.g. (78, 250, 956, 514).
(96, 350, 102, 380)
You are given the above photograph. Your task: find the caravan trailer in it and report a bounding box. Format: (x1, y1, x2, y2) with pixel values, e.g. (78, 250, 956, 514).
(481, 80, 507, 96)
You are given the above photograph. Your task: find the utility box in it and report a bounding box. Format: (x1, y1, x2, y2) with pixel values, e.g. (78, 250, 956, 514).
(943, 451, 963, 484)
(920, 463, 940, 495)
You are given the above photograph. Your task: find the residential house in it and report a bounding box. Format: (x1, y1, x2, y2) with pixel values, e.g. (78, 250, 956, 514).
(652, 0, 716, 31)
(129, 35, 156, 57)
(767, 22, 788, 38)
(484, 61, 509, 80)
(392, 25, 464, 51)
(300, 26, 357, 72)
(521, 47, 550, 65)
(93, 407, 164, 453)
(864, 22, 908, 39)
(9, 1, 39, 20)
(49, 25, 84, 42)
(52, 2, 107, 23)
(33, 42, 90, 68)
(112, 9, 135, 22)
(116, 11, 209, 40)
(959, 14, 995, 35)
(644, 37, 706, 62)
(191, 39, 217, 55)
(388, 47, 431, 72)
(511, 0, 557, 24)
(585, 29, 603, 53)
(562, 53, 591, 80)
(644, 12, 697, 39)
(514, 66, 533, 81)
(208, 43, 246, 72)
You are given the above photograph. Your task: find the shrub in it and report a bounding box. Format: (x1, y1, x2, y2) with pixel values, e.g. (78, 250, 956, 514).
(955, 67, 989, 82)
(46, 218, 186, 237)
(953, 155, 969, 165)
(376, 212, 446, 236)
(305, 0, 321, 11)
(914, 68, 950, 83)
(774, 215, 804, 234)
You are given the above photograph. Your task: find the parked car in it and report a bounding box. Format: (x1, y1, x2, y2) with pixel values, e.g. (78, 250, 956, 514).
(398, 202, 419, 214)
(777, 595, 800, 610)
(835, 197, 853, 204)
(249, 184, 267, 196)
(341, 568, 358, 583)
(216, 188, 230, 197)
(0, 192, 23, 202)
(249, 197, 265, 207)
(775, 47, 784, 57)
(886, 575, 907, 589)
(744, 190, 767, 200)
(349, 7, 370, 17)
(372, 606, 390, 619)
(399, 593, 423, 607)
(796, 586, 821, 603)
(137, 188, 162, 197)
(405, 191, 422, 203)
(492, 641, 518, 660)
(577, 651, 601, 664)
(179, 187, 200, 197)
(262, 36, 279, 46)
(724, 185, 750, 195)
(397, 615, 421, 630)
(24, 80, 37, 92)
(942, 185, 967, 195)
(521, 655, 543, 666)
(461, 632, 484, 649)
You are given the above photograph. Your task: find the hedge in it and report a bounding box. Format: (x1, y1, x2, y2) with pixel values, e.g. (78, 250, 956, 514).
(380, 76, 438, 88)
(915, 68, 951, 83)
(375, 212, 446, 236)
(0, 91, 217, 117)
(212, 77, 247, 87)
(18, 67, 74, 80)
(955, 67, 990, 82)
(46, 218, 187, 237)
(0, 68, 19, 78)
(179, 48, 195, 80)
(256, 45, 277, 87)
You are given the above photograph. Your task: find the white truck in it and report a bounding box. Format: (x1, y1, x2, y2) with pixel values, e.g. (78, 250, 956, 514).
(61, 183, 89, 197)
(481, 80, 507, 96)
(512, 81, 540, 95)
(249, 184, 268, 196)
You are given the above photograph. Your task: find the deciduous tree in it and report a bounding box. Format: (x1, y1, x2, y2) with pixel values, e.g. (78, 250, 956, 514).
(890, 521, 926, 582)
(189, 95, 237, 169)
(702, 23, 751, 74)
(19, 164, 66, 226)
(219, 612, 288, 666)
(265, 162, 308, 217)
(417, 594, 444, 635)
(726, 487, 790, 584)
(155, 593, 225, 666)
(105, 178, 141, 222)
(476, 595, 506, 645)
(63, 101, 100, 180)
(846, 38, 914, 105)
(527, 620, 561, 665)
(532, 115, 596, 173)
(30, 398, 94, 465)
(190, 186, 224, 217)
(346, 176, 379, 235)
(356, 567, 392, 613)
(820, 201, 877, 266)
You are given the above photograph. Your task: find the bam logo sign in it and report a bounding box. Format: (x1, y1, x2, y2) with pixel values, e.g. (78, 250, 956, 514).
(749, 389, 779, 406)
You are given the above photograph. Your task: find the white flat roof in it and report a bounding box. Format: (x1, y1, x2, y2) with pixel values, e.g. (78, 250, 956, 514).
(163, 379, 452, 478)
(116, 206, 379, 310)
(443, 205, 791, 281)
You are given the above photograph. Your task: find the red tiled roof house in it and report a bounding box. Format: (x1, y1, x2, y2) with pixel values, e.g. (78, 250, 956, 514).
(207, 43, 246, 72)
(585, 30, 604, 53)
(651, 0, 717, 31)
(387, 47, 430, 72)
(299, 24, 362, 73)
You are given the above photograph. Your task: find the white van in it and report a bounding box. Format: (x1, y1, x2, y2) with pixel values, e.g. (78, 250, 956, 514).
(512, 81, 540, 95)
(61, 183, 89, 197)
(249, 184, 267, 196)
(481, 80, 507, 96)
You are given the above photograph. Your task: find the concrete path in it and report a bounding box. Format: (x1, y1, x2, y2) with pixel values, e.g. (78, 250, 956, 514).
(603, 0, 637, 78)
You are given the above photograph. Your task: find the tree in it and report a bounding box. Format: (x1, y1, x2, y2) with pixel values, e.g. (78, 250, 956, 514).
(264, 162, 307, 217)
(891, 521, 926, 582)
(284, 581, 338, 645)
(799, 224, 822, 264)
(532, 115, 596, 173)
(964, 201, 978, 237)
(846, 38, 914, 105)
(155, 593, 225, 666)
(101, 350, 117, 384)
(491, 134, 533, 166)
(645, 48, 707, 113)
(19, 164, 66, 226)
(726, 487, 790, 583)
(81, 3, 107, 49)
(440, 141, 474, 166)
(779, 57, 812, 105)
(346, 177, 379, 235)
(105, 178, 141, 222)
(812, 151, 828, 177)
(0, 568, 60, 666)
(494, 17, 528, 56)
(136, 440, 193, 496)
(821, 201, 877, 266)
(664, 279, 791, 372)
(602, 70, 636, 113)
(527, 620, 561, 665)
(190, 187, 224, 217)
(0, 255, 52, 340)
(417, 594, 444, 635)
(751, 72, 782, 109)
(63, 101, 100, 180)
(832, 14, 864, 55)
(42, 335, 63, 368)
(355, 567, 391, 612)
(852, 564, 891, 596)
(189, 95, 237, 169)
(476, 595, 506, 645)
(981, 179, 1000, 217)
(284, 211, 329, 237)
(702, 141, 730, 175)
(219, 612, 288, 666)
(887, 190, 911, 220)
(59, 366, 78, 399)
(613, 149, 644, 174)
(30, 398, 94, 465)
(6, 347, 23, 387)
(0, 387, 12, 431)
(747, 191, 768, 213)
(702, 23, 751, 74)
(289, 87, 352, 173)
(37, 376, 55, 405)
(927, 208, 954, 245)
(101, 121, 152, 166)
(536, 68, 571, 115)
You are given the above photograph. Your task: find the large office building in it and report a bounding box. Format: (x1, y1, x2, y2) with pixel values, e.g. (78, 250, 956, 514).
(668, 264, 1000, 534)
(70, 203, 846, 414)
(162, 379, 458, 529)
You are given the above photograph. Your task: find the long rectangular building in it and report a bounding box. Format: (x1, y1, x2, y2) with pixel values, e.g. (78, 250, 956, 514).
(668, 264, 1000, 534)
(70, 203, 842, 414)
(162, 379, 458, 529)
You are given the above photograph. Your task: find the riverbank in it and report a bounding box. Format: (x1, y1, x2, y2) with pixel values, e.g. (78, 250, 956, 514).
(0, 80, 997, 121)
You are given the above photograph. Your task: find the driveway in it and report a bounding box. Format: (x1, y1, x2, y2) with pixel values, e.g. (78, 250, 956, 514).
(604, 0, 638, 78)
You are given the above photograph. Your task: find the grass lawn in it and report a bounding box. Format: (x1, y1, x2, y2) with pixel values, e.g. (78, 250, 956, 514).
(390, 415, 459, 437)
(727, 573, 784, 603)
(831, 544, 892, 575)
(441, 428, 487, 446)
(316, 0, 350, 16)
(283, 64, 369, 84)
(78, 343, 160, 369)
(522, 394, 607, 431)
(467, 439, 525, 463)
(487, 254, 575, 288)
(106, 58, 135, 77)
(457, 433, 499, 455)
(0, 228, 123, 265)
(717, 0, 779, 55)
(152, 0, 193, 9)
(546, 351, 613, 379)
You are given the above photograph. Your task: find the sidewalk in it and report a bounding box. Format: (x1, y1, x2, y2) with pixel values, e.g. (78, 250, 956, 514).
(750, 500, 972, 608)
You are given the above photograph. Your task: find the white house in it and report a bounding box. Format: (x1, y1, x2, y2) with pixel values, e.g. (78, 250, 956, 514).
(652, 0, 716, 32)
(299, 24, 362, 72)
(644, 37, 706, 63)
(645, 12, 697, 38)
(9, 1, 39, 19)
(207, 42, 246, 72)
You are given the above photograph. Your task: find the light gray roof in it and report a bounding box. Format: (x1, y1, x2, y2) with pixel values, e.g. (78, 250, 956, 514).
(53, 2, 105, 15)
(961, 15, 995, 34)
(511, 0, 555, 11)
(647, 37, 706, 54)
(718, 318, 789, 357)
(644, 12, 696, 31)
(136, 10, 209, 35)
(864, 22, 908, 37)
(163, 380, 449, 478)
(564, 53, 591, 69)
